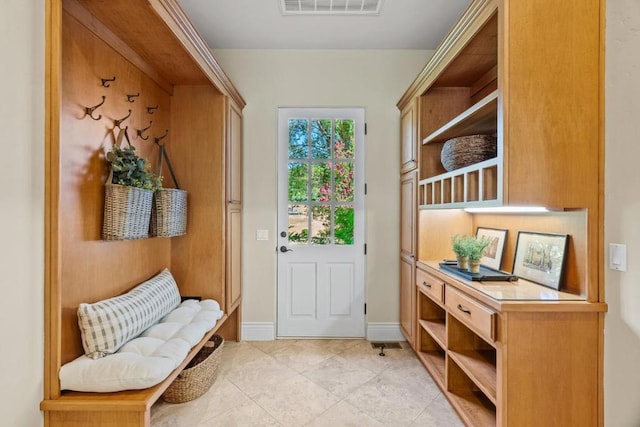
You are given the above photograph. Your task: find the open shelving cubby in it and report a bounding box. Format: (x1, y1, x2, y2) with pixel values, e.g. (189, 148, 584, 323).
(417, 12, 500, 210)
(416, 284, 447, 389)
(422, 90, 497, 146)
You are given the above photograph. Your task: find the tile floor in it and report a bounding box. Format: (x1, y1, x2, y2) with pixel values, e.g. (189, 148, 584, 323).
(151, 339, 463, 426)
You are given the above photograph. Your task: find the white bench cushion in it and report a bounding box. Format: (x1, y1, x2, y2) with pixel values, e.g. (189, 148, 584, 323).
(77, 269, 182, 359)
(60, 299, 224, 392)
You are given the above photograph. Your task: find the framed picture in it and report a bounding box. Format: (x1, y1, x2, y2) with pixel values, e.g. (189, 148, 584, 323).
(476, 227, 507, 270)
(512, 231, 569, 290)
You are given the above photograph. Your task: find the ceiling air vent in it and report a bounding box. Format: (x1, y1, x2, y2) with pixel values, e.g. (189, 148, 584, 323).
(281, 0, 383, 15)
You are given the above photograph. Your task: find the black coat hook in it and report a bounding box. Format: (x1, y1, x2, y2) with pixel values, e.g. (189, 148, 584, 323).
(126, 93, 140, 102)
(101, 76, 116, 87)
(136, 121, 153, 141)
(113, 109, 132, 128)
(85, 96, 106, 121)
(154, 129, 169, 145)
(147, 105, 159, 114)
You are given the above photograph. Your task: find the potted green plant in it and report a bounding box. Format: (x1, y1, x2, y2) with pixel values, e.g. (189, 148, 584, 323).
(451, 234, 471, 270)
(466, 236, 491, 273)
(103, 138, 162, 240)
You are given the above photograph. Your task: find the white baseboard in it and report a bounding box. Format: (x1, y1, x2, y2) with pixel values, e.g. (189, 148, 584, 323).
(242, 322, 404, 342)
(242, 322, 276, 341)
(366, 322, 406, 342)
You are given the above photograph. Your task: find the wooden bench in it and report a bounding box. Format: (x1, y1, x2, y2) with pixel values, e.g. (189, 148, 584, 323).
(41, 311, 238, 427)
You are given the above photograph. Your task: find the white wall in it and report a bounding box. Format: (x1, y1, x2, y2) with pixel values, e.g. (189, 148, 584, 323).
(0, 1, 45, 426)
(3, 0, 640, 424)
(213, 49, 431, 335)
(605, 0, 640, 425)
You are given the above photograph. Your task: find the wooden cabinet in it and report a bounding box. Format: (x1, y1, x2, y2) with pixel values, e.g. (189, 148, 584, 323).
(400, 99, 418, 173)
(416, 262, 605, 427)
(399, 0, 602, 213)
(399, 0, 605, 425)
(399, 171, 417, 345)
(42, 0, 245, 425)
(225, 98, 243, 314)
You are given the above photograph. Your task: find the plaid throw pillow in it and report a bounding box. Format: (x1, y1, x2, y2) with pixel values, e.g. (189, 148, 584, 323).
(77, 269, 181, 359)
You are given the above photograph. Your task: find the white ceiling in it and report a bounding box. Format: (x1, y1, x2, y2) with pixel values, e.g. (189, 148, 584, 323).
(177, 0, 473, 50)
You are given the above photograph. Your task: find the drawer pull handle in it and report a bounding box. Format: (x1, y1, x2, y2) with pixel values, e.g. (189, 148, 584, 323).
(457, 304, 471, 315)
(423, 281, 431, 288)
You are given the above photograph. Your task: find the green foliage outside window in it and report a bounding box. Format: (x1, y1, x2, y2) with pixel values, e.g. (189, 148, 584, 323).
(287, 118, 356, 245)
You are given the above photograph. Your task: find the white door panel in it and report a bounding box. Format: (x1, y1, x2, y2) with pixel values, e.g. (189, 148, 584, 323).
(277, 108, 365, 338)
(289, 263, 317, 317)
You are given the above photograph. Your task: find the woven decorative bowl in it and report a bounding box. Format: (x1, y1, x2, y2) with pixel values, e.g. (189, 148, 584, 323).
(440, 135, 497, 172)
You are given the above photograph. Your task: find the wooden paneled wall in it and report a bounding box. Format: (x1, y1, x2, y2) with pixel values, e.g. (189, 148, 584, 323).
(59, 11, 174, 364)
(170, 85, 226, 302)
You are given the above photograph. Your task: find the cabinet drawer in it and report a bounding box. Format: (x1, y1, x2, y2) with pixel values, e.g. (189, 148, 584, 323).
(416, 268, 444, 304)
(445, 287, 496, 342)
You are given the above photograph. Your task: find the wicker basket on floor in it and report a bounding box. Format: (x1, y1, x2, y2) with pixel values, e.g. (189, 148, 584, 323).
(162, 334, 224, 403)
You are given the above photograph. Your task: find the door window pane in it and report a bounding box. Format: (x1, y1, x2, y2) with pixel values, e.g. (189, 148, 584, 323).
(288, 162, 308, 202)
(334, 206, 354, 245)
(334, 162, 354, 202)
(334, 119, 355, 159)
(288, 204, 309, 244)
(311, 119, 331, 159)
(311, 206, 331, 245)
(311, 162, 332, 202)
(286, 114, 358, 246)
(289, 119, 308, 159)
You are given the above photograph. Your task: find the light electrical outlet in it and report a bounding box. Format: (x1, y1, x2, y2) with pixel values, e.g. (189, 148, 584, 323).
(256, 229, 269, 241)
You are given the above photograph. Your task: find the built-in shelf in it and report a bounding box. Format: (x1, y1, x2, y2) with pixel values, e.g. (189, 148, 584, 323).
(449, 350, 497, 404)
(419, 318, 446, 348)
(447, 390, 497, 427)
(416, 350, 446, 389)
(418, 158, 500, 209)
(423, 91, 498, 145)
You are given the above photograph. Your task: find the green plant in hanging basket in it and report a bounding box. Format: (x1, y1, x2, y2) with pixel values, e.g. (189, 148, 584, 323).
(106, 144, 162, 190)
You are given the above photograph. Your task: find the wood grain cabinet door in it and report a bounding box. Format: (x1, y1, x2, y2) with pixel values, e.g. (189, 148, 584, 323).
(400, 171, 417, 347)
(400, 171, 417, 258)
(226, 98, 243, 313)
(400, 255, 415, 346)
(400, 100, 418, 173)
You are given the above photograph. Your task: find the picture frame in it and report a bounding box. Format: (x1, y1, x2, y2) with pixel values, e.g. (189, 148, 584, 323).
(476, 227, 507, 270)
(512, 231, 569, 290)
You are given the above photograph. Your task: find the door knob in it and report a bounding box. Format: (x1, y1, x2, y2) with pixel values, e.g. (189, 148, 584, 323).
(280, 245, 293, 253)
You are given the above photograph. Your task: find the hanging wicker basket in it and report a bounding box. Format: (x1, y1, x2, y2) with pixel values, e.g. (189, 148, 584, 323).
(440, 134, 497, 172)
(102, 127, 156, 240)
(151, 188, 187, 237)
(150, 144, 187, 237)
(102, 182, 154, 240)
(162, 334, 224, 403)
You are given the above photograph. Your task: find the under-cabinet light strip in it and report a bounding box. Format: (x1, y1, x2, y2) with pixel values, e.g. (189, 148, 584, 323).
(463, 206, 550, 214)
